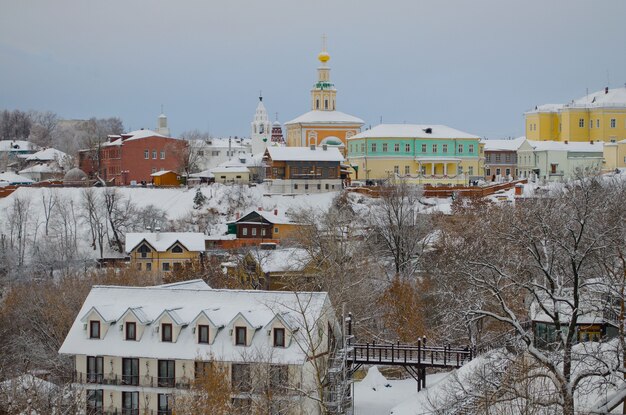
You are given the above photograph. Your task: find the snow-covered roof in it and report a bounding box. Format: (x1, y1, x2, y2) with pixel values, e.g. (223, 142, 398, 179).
(19, 164, 62, 174)
(482, 137, 526, 152)
(234, 209, 295, 225)
(189, 137, 251, 149)
(210, 166, 250, 174)
(527, 140, 604, 153)
(216, 153, 263, 169)
(103, 129, 171, 147)
(0, 172, 34, 184)
(150, 170, 176, 177)
(285, 110, 364, 125)
(0, 140, 37, 152)
(349, 124, 480, 140)
(188, 170, 215, 179)
(265, 146, 344, 162)
(527, 87, 626, 113)
(125, 232, 207, 253)
(59, 281, 331, 364)
(23, 147, 67, 161)
(529, 285, 614, 326)
(253, 247, 311, 273)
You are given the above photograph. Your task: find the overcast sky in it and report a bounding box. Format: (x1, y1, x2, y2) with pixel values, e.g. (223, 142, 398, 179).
(1, 0, 625, 139)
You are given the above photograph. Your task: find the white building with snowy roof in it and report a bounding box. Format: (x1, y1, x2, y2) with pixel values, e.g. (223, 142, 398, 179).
(517, 139, 604, 181)
(189, 137, 252, 173)
(58, 279, 338, 415)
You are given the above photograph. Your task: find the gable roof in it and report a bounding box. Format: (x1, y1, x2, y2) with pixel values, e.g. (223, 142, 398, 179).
(125, 232, 206, 253)
(234, 210, 294, 225)
(349, 124, 480, 140)
(23, 147, 68, 161)
(265, 146, 344, 162)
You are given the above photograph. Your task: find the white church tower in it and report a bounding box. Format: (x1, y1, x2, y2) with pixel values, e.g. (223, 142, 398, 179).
(251, 95, 270, 155)
(156, 106, 170, 136)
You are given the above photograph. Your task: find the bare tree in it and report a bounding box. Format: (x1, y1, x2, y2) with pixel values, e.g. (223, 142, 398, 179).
(434, 177, 625, 414)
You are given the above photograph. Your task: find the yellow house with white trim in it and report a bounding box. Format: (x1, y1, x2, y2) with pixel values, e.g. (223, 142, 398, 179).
(525, 86, 626, 143)
(126, 232, 206, 273)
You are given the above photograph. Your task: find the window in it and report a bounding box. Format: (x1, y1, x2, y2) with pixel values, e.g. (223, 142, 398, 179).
(468, 166, 474, 175)
(242, 227, 248, 236)
(162, 323, 172, 342)
(212, 150, 220, 156)
(505, 168, 511, 176)
(87, 356, 103, 383)
(590, 120, 593, 129)
(421, 144, 427, 153)
(611, 118, 616, 128)
(162, 262, 170, 271)
(194, 361, 213, 380)
(597, 119, 600, 128)
(405, 165, 410, 175)
(232, 364, 251, 392)
(496, 168, 501, 176)
(146, 263, 152, 271)
(152, 150, 157, 159)
(270, 365, 289, 389)
(579, 118, 584, 128)
(505, 154, 510, 162)
(316, 99, 320, 109)
(197, 150, 204, 156)
(251, 228, 257, 236)
(371, 143, 377, 152)
(394, 165, 399, 174)
(138, 243, 151, 258)
(405, 143, 411, 153)
(394, 143, 400, 152)
(382, 143, 388, 152)
(317, 184, 321, 190)
(469, 144, 474, 153)
(551, 163, 558, 174)
(158, 360, 175, 387)
(144, 150, 149, 159)
(458, 144, 463, 153)
(87, 389, 103, 414)
(325, 99, 328, 109)
(122, 358, 139, 386)
(198, 325, 209, 344)
(171, 244, 183, 253)
(235, 326, 247, 345)
(160, 150, 165, 159)
(158, 393, 172, 415)
(294, 184, 298, 190)
(89, 321, 100, 339)
(360, 143, 365, 153)
(274, 227, 279, 233)
(442, 144, 448, 153)
(486, 168, 491, 176)
(305, 184, 309, 190)
(495, 154, 501, 162)
(432, 144, 438, 153)
(325, 183, 329, 190)
(274, 328, 285, 347)
(126, 322, 136, 341)
(122, 391, 139, 415)
(261, 228, 266, 237)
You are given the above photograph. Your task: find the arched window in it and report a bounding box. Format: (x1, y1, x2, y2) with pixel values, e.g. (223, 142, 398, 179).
(325, 99, 328, 109)
(316, 99, 320, 109)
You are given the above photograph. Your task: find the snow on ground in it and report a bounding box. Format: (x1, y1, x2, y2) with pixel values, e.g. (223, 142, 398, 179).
(353, 366, 450, 415)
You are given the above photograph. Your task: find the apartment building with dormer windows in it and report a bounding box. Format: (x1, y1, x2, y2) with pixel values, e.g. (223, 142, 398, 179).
(59, 280, 337, 415)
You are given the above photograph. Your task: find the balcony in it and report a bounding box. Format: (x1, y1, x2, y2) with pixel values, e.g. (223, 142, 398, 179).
(75, 372, 191, 389)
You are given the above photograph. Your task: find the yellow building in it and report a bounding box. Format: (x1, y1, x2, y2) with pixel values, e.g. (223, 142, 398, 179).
(285, 40, 363, 154)
(347, 124, 483, 185)
(525, 86, 626, 142)
(125, 232, 206, 272)
(603, 139, 626, 172)
(209, 166, 250, 184)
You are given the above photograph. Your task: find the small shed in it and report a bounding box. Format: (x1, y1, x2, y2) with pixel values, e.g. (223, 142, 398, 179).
(151, 170, 181, 187)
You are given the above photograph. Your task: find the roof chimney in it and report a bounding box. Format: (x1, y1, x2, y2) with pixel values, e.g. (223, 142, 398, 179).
(605, 86, 609, 94)
(274, 208, 278, 216)
(258, 207, 262, 211)
(155, 227, 161, 240)
(423, 128, 432, 134)
(236, 212, 240, 220)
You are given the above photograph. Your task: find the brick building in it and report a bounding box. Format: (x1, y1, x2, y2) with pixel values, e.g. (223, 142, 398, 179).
(79, 129, 187, 185)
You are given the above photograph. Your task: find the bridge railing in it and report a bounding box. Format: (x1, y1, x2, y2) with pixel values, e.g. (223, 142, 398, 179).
(349, 342, 472, 368)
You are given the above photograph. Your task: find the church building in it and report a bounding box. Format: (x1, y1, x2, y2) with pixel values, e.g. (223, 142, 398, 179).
(251, 96, 271, 155)
(285, 39, 363, 155)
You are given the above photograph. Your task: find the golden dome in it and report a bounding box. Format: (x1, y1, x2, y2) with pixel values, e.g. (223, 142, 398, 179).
(318, 51, 330, 63)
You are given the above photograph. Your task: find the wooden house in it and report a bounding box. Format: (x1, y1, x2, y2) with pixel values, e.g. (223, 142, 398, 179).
(150, 170, 181, 187)
(125, 232, 206, 272)
(227, 209, 303, 242)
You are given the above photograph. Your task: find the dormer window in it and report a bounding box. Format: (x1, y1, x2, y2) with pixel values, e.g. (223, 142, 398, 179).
(89, 321, 100, 339)
(171, 244, 184, 253)
(273, 328, 285, 347)
(198, 325, 209, 344)
(235, 326, 247, 346)
(162, 323, 172, 342)
(138, 244, 151, 258)
(126, 322, 136, 341)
